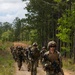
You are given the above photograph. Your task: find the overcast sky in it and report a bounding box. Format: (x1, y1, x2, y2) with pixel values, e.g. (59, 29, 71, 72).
(0, 0, 27, 23)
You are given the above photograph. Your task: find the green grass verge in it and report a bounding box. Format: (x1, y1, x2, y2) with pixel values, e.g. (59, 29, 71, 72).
(0, 41, 14, 75)
(63, 58, 75, 71)
(0, 50, 14, 75)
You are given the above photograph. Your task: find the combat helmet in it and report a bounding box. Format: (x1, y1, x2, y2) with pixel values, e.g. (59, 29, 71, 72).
(28, 45, 32, 48)
(47, 41, 56, 49)
(28, 45, 32, 49)
(42, 46, 46, 49)
(32, 42, 38, 46)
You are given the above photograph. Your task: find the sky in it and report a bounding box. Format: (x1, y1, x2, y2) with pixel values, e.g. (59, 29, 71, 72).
(0, 0, 27, 23)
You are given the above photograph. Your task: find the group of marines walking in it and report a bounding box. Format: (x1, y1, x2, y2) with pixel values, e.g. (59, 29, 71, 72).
(10, 41, 64, 75)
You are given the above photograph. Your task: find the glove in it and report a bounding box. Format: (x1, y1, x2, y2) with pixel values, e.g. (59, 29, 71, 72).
(43, 62, 51, 70)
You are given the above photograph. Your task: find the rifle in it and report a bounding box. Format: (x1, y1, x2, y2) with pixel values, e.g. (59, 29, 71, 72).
(51, 61, 61, 73)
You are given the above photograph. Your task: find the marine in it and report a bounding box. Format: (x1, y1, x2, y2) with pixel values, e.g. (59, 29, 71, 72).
(43, 41, 64, 75)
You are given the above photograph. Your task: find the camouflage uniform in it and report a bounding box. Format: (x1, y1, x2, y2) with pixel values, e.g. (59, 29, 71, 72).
(43, 41, 64, 75)
(26, 45, 32, 61)
(40, 46, 47, 64)
(30, 48, 40, 60)
(10, 46, 17, 61)
(10, 46, 14, 53)
(17, 46, 25, 70)
(27, 45, 32, 71)
(28, 42, 40, 72)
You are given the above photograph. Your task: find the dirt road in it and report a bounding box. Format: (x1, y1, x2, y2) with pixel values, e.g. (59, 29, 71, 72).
(14, 63, 45, 75)
(14, 62, 75, 75)
(64, 69, 75, 75)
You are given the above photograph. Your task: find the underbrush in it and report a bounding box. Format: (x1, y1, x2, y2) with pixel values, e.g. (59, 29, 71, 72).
(0, 41, 13, 51)
(63, 58, 75, 71)
(0, 51, 14, 75)
(0, 41, 14, 75)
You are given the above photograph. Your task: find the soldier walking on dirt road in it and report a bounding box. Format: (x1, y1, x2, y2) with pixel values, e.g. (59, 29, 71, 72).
(43, 40, 64, 75)
(28, 42, 40, 75)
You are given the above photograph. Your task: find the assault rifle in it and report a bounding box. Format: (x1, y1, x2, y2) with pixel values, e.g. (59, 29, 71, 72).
(51, 61, 61, 73)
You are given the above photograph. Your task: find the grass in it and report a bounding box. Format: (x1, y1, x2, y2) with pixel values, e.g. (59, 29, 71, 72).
(0, 50, 15, 75)
(0, 41, 14, 75)
(63, 58, 75, 72)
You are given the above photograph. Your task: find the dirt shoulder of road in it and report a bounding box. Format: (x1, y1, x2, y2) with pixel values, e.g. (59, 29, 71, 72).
(63, 68, 75, 75)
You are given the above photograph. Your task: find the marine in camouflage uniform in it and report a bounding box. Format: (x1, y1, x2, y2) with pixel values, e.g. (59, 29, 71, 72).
(16, 46, 25, 70)
(28, 42, 40, 73)
(10, 46, 17, 61)
(43, 41, 64, 75)
(27, 45, 32, 71)
(40, 46, 47, 64)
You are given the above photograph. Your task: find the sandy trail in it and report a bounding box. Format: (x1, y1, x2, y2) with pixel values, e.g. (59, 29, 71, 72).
(63, 69, 75, 75)
(14, 62, 75, 75)
(14, 63, 45, 75)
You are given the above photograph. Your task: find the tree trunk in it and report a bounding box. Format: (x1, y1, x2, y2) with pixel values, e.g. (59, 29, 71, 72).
(73, 31, 75, 63)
